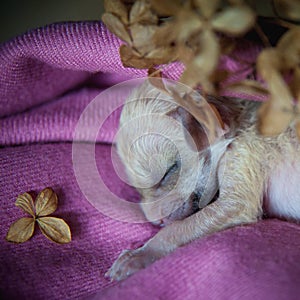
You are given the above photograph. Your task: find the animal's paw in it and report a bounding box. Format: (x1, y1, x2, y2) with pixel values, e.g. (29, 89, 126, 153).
(105, 247, 158, 281)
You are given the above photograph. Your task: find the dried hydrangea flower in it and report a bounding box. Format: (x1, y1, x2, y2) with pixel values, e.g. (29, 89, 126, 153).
(6, 188, 71, 244)
(257, 28, 300, 137)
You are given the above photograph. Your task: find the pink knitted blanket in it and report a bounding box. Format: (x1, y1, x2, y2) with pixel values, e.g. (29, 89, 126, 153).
(1, 22, 300, 300)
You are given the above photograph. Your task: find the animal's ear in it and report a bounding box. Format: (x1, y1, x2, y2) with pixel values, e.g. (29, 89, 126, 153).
(167, 106, 210, 152)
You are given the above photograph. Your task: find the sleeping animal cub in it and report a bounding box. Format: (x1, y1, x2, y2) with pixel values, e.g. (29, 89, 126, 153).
(106, 81, 300, 281)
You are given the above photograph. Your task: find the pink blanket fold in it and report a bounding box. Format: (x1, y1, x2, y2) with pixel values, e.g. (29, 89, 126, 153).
(1, 21, 300, 300)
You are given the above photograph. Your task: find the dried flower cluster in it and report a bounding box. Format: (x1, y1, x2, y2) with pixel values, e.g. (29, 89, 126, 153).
(102, 0, 300, 138)
(6, 188, 71, 244)
(256, 28, 300, 136)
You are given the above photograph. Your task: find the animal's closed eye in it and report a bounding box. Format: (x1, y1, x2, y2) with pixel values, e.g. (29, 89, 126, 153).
(159, 161, 179, 187)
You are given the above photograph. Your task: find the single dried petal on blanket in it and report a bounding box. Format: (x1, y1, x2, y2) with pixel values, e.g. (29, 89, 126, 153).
(102, 13, 132, 44)
(6, 217, 35, 243)
(258, 97, 294, 136)
(149, 0, 182, 16)
(211, 5, 255, 36)
(15, 192, 35, 217)
(37, 217, 71, 244)
(130, 0, 158, 24)
(104, 0, 129, 24)
(194, 0, 220, 19)
(35, 187, 58, 217)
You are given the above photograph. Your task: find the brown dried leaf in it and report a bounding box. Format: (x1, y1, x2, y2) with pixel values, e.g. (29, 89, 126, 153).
(150, 0, 182, 16)
(104, 0, 129, 24)
(35, 187, 58, 217)
(225, 80, 269, 97)
(258, 97, 293, 136)
(102, 13, 132, 44)
(130, 0, 158, 24)
(211, 5, 255, 36)
(6, 217, 35, 243)
(194, 0, 220, 19)
(37, 217, 71, 244)
(15, 192, 35, 217)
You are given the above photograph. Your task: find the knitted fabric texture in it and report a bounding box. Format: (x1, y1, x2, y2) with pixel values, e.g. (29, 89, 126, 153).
(1, 22, 300, 300)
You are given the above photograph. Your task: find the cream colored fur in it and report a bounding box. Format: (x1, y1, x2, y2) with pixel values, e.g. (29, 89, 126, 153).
(106, 82, 300, 281)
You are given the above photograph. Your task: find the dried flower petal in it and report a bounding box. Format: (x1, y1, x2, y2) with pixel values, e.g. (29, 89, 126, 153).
(195, 30, 220, 71)
(15, 192, 35, 217)
(102, 13, 132, 44)
(273, 0, 300, 22)
(277, 28, 300, 69)
(120, 44, 171, 68)
(194, 0, 220, 19)
(104, 0, 129, 24)
(6, 217, 35, 243)
(130, 0, 158, 24)
(212, 5, 255, 36)
(176, 10, 203, 43)
(37, 217, 71, 244)
(153, 10, 203, 47)
(130, 23, 157, 54)
(152, 22, 178, 47)
(35, 187, 58, 217)
(257, 49, 293, 104)
(226, 80, 269, 97)
(150, 0, 182, 16)
(145, 47, 177, 61)
(180, 29, 220, 91)
(258, 97, 293, 136)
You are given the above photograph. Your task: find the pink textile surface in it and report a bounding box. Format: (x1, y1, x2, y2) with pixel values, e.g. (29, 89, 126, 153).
(1, 21, 300, 300)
